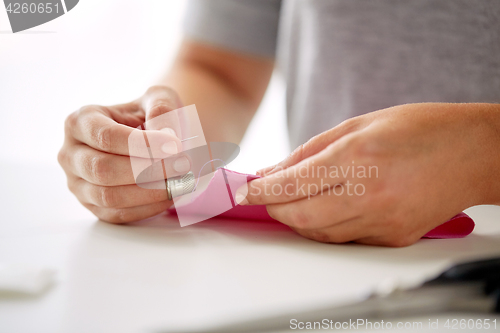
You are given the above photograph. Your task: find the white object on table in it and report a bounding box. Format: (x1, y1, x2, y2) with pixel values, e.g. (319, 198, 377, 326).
(0, 264, 56, 296)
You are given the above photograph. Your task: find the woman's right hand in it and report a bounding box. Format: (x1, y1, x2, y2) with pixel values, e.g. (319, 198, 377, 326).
(58, 86, 191, 223)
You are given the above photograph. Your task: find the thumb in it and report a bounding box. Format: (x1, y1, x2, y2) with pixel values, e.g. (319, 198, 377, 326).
(257, 118, 361, 176)
(140, 85, 183, 135)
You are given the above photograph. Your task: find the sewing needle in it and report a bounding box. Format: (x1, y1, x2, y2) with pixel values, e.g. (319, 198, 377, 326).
(181, 136, 198, 142)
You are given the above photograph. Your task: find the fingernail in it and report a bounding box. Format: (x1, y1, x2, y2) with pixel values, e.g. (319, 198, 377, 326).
(173, 156, 190, 173)
(162, 141, 178, 155)
(161, 127, 177, 137)
(235, 190, 248, 206)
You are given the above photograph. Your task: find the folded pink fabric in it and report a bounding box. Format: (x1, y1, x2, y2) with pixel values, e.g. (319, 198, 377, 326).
(169, 169, 475, 238)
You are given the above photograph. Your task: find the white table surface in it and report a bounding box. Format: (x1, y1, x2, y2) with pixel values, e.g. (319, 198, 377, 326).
(1, 160, 499, 333)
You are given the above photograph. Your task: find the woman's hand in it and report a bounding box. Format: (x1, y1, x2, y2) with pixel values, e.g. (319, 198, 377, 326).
(58, 86, 190, 223)
(237, 103, 500, 247)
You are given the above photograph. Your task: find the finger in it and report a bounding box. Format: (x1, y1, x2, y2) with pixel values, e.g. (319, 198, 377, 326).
(355, 226, 424, 247)
(140, 86, 183, 137)
(265, 188, 362, 230)
(62, 144, 191, 186)
(107, 100, 145, 127)
(290, 218, 368, 244)
(237, 143, 354, 205)
(67, 105, 181, 158)
(257, 118, 362, 176)
(83, 200, 172, 224)
(71, 177, 170, 209)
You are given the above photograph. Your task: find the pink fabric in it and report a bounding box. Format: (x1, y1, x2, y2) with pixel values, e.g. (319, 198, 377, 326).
(168, 169, 475, 239)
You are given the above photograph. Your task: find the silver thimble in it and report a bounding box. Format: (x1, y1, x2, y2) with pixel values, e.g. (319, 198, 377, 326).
(166, 171, 195, 200)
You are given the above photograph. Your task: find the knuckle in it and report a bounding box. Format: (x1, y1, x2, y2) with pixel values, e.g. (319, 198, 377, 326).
(265, 201, 290, 221)
(109, 208, 132, 224)
(98, 186, 119, 208)
(97, 208, 129, 224)
(384, 234, 416, 248)
(146, 86, 181, 117)
(78, 105, 98, 117)
(290, 143, 305, 163)
(163, 86, 180, 98)
(379, 216, 419, 247)
(336, 134, 372, 163)
(326, 232, 349, 244)
(345, 135, 366, 158)
(64, 112, 77, 133)
(303, 230, 332, 243)
(351, 135, 383, 162)
(147, 85, 179, 100)
(145, 85, 166, 94)
(57, 148, 66, 167)
(148, 103, 174, 118)
(66, 178, 78, 195)
(292, 227, 335, 243)
(338, 116, 360, 131)
(95, 124, 113, 151)
(265, 205, 278, 220)
(89, 155, 112, 185)
(83, 203, 100, 217)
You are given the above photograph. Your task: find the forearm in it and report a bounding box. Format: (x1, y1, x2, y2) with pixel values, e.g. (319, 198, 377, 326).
(164, 61, 252, 144)
(161, 40, 274, 144)
(472, 103, 500, 206)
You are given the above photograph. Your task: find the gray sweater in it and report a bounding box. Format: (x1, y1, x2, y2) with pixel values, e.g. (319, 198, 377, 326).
(184, 0, 500, 149)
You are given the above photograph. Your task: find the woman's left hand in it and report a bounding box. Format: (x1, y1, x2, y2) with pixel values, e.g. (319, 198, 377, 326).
(236, 103, 500, 247)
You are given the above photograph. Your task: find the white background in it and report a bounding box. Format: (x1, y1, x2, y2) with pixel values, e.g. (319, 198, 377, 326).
(0, 0, 289, 173)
